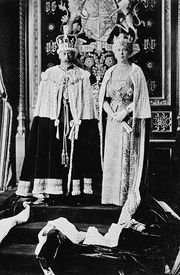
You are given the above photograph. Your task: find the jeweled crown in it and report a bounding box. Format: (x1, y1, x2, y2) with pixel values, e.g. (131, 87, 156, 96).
(113, 33, 133, 47)
(56, 25, 77, 53)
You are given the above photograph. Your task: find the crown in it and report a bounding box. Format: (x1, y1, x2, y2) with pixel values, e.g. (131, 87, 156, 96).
(112, 32, 140, 57)
(113, 33, 134, 47)
(56, 25, 77, 53)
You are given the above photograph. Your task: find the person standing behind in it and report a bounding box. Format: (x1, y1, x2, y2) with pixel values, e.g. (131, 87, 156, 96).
(99, 32, 151, 223)
(16, 25, 97, 205)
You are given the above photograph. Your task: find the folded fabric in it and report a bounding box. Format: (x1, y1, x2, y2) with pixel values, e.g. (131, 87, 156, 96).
(83, 227, 105, 246)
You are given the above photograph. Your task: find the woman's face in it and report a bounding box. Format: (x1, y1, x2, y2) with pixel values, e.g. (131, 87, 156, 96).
(58, 50, 75, 64)
(114, 45, 129, 64)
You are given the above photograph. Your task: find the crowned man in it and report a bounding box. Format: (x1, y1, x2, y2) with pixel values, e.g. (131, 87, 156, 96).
(16, 25, 99, 205)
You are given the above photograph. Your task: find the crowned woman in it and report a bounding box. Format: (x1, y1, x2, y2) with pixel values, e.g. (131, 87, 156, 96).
(99, 32, 151, 224)
(16, 25, 99, 205)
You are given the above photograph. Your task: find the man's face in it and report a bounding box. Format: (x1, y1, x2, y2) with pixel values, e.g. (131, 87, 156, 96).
(58, 50, 75, 64)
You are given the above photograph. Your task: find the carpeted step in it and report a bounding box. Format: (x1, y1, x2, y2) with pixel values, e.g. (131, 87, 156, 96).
(0, 244, 41, 273)
(31, 204, 121, 224)
(0, 243, 122, 275)
(0, 272, 42, 275)
(0, 201, 122, 274)
(5, 221, 111, 244)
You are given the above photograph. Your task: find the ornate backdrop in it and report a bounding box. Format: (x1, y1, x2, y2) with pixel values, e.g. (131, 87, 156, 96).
(39, 0, 174, 134)
(26, 0, 179, 200)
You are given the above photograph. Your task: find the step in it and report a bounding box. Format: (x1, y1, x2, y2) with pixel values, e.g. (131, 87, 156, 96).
(5, 221, 111, 244)
(31, 204, 121, 224)
(0, 272, 42, 275)
(0, 244, 41, 273)
(0, 243, 124, 275)
(0, 242, 164, 275)
(0, 204, 122, 274)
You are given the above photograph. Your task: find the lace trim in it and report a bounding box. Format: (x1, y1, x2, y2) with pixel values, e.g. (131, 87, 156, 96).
(16, 181, 32, 197)
(83, 178, 93, 194)
(16, 179, 64, 196)
(72, 179, 81, 196)
(33, 178, 63, 195)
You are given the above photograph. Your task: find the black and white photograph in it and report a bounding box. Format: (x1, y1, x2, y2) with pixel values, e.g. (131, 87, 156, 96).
(0, 0, 180, 274)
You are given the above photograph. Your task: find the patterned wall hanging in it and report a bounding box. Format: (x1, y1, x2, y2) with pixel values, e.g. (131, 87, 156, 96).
(40, 0, 172, 123)
(42, 1, 166, 84)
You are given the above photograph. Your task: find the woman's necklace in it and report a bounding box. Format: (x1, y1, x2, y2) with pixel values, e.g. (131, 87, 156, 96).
(116, 63, 131, 72)
(113, 63, 131, 80)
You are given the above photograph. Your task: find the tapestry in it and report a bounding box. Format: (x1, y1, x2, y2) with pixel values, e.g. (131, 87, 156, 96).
(41, 0, 163, 99)
(39, 0, 174, 135)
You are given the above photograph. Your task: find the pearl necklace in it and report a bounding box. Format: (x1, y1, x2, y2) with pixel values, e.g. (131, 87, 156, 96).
(116, 63, 131, 71)
(113, 63, 131, 80)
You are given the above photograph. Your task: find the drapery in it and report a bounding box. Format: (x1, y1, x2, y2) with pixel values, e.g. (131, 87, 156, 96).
(35, 195, 180, 275)
(0, 66, 12, 191)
